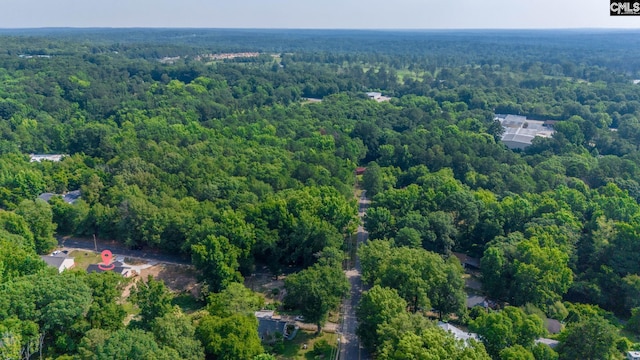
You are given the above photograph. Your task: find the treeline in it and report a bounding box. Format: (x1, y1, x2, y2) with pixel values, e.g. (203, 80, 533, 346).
(0, 30, 640, 358)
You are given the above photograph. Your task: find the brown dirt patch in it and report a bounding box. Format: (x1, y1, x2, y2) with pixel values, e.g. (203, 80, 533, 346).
(245, 273, 286, 303)
(139, 264, 200, 294)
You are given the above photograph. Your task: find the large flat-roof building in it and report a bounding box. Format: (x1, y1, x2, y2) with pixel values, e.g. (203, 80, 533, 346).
(30, 154, 66, 162)
(495, 114, 555, 150)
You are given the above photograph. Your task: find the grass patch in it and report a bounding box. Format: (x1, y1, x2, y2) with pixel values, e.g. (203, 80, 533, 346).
(69, 250, 101, 270)
(121, 301, 139, 316)
(271, 331, 338, 360)
(172, 293, 206, 313)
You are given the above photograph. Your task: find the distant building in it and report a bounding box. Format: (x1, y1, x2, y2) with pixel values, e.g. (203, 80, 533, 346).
(466, 295, 489, 309)
(38, 190, 81, 204)
(30, 154, 66, 162)
(535, 338, 560, 349)
(495, 114, 555, 149)
(62, 190, 82, 204)
(40, 255, 75, 273)
(366, 92, 391, 102)
(629, 351, 640, 360)
(453, 252, 481, 271)
(437, 322, 479, 343)
(366, 92, 382, 100)
(355, 167, 367, 175)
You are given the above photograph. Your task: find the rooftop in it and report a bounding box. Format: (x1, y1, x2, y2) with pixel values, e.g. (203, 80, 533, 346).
(40, 255, 73, 268)
(466, 295, 488, 308)
(30, 154, 66, 162)
(453, 252, 481, 269)
(495, 114, 555, 149)
(38, 190, 81, 204)
(438, 322, 478, 342)
(257, 318, 288, 342)
(535, 338, 560, 349)
(87, 261, 133, 276)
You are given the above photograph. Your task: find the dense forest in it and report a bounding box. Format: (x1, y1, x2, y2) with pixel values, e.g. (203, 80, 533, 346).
(2, 29, 640, 359)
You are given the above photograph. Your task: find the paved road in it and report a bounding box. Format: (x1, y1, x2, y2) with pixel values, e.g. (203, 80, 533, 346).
(339, 191, 370, 360)
(57, 236, 191, 265)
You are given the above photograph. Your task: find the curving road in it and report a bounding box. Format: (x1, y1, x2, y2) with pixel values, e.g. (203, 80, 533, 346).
(339, 191, 370, 360)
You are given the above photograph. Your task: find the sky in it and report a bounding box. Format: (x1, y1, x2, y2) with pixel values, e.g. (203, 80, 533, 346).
(1, 0, 639, 29)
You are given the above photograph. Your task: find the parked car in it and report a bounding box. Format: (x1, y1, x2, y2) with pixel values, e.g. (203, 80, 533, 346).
(295, 315, 305, 322)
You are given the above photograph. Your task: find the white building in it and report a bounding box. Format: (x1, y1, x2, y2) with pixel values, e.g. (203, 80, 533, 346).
(30, 154, 66, 162)
(495, 114, 555, 150)
(437, 322, 479, 343)
(628, 351, 640, 360)
(535, 338, 560, 349)
(40, 254, 75, 273)
(366, 92, 382, 100)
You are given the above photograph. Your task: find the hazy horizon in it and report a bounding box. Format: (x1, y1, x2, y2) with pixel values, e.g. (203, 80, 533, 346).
(2, 0, 638, 29)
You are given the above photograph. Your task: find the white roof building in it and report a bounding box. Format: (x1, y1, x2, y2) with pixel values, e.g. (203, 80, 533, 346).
(30, 154, 66, 162)
(535, 338, 560, 349)
(40, 255, 75, 273)
(628, 351, 640, 360)
(437, 322, 479, 343)
(495, 114, 555, 150)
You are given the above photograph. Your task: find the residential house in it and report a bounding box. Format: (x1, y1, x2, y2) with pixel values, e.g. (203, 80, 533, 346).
(437, 322, 479, 343)
(453, 252, 481, 271)
(86, 261, 133, 277)
(255, 311, 288, 343)
(40, 255, 75, 273)
(628, 351, 640, 360)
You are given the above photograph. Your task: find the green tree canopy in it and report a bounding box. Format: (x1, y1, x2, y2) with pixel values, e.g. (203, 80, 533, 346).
(284, 263, 349, 333)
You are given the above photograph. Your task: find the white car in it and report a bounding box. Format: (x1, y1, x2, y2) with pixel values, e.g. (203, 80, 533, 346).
(51, 250, 61, 255)
(295, 315, 305, 322)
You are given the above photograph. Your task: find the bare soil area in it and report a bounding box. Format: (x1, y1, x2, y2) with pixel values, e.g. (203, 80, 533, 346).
(139, 263, 201, 296)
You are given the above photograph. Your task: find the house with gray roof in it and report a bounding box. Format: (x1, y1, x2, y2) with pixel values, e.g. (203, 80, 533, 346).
(40, 255, 75, 273)
(255, 311, 287, 342)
